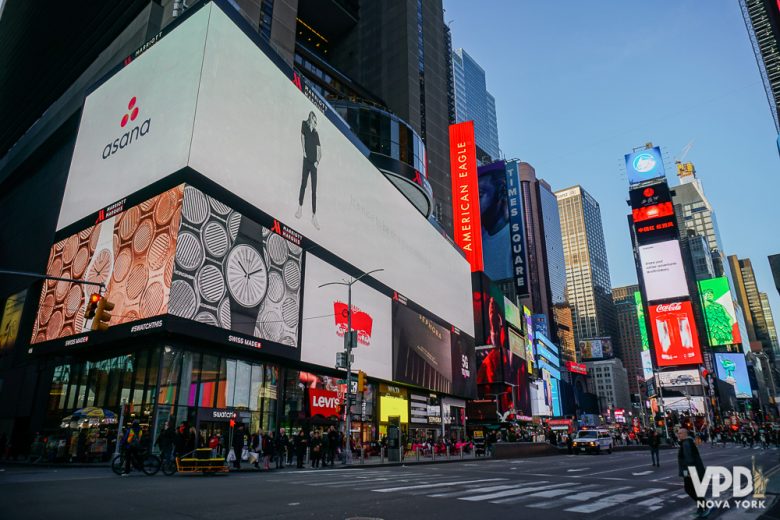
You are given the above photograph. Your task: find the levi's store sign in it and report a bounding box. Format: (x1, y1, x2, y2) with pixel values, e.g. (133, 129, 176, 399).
(648, 300, 702, 367)
(309, 388, 340, 418)
(449, 121, 483, 272)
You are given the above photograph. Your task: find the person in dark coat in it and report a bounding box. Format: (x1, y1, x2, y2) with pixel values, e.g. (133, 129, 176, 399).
(155, 421, 176, 464)
(295, 429, 307, 468)
(262, 431, 274, 470)
(649, 429, 662, 467)
(231, 422, 245, 470)
(310, 430, 323, 468)
(677, 428, 711, 518)
(326, 426, 338, 466)
(275, 429, 288, 469)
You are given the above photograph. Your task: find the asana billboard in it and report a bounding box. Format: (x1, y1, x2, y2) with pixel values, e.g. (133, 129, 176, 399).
(639, 240, 689, 302)
(648, 301, 702, 367)
(449, 121, 483, 272)
(625, 146, 665, 185)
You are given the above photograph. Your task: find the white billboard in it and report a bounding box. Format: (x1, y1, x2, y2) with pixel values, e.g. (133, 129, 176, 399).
(55, 3, 473, 336)
(639, 240, 689, 302)
(663, 396, 706, 414)
(657, 369, 700, 388)
(301, 255, 392, 380)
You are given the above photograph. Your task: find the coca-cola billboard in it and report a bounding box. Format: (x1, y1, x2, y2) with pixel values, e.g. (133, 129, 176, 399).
(648, 300, 702, 367)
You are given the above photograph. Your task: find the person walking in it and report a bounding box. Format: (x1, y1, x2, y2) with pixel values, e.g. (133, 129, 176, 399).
(678, 428, 711, 518)
(275, 429, 288, 469)
(295, 429, 307, 468)
(231, 422, 245, 470)
(649, 429, 661, 467)
(327, 426, 338, 466)
(155, 421, 175, 465)
(121, 420, 143, 476)
(262, 431, 274, 470)
(310, 430, 323, 468)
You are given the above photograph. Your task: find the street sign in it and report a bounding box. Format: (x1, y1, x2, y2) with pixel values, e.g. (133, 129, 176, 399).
(345, 393, 357, 401)
(344, 330, 358, 350)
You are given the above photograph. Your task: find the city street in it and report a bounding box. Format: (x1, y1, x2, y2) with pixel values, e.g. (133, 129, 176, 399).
(1, 445, 777, 520)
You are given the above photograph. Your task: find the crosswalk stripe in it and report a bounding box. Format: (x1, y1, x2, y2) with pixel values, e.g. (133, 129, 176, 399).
(428, 483, 540, 498)
(564, 488, 666, 513)
(522, 485, 604, 508)
(459, 482, 578, 502)
(373, 478, 506, 493)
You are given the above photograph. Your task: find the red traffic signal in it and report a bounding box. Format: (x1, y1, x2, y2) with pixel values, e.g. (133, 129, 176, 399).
(90, 295, 115, 331)
(84, 293, 101, 320)
(229, 419, 235, 428)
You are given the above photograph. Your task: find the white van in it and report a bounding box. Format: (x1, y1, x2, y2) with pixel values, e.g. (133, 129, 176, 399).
(571, 429, 613, 454)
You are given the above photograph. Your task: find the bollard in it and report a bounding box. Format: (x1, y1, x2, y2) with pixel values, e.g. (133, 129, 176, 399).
(459, 446, 463, 460)
(432, 447, 436, 461)
(305, 447, 310, 465)
(447, 446, 450, 460)
(416, 448, 420, 462)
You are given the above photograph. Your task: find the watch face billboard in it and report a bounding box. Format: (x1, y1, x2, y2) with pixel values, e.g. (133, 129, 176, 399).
(698, 277, 741, 347)
(625, 146, 665, 185)
(57, 2, 474, 340)
(639, 240, 689, 302)
(648, 301, 702, 366)
(301, 255, 392, 381)
(714, 352, 752, 399)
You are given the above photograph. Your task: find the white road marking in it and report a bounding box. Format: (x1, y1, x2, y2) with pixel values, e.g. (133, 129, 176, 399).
(565, 488, 666, 513)
(567, 468, 589, 472)
(459, 482, 577, 502)
(428, 483, 539, 498)
(632, 470, 654, 476)
(373, 478, 506, 493)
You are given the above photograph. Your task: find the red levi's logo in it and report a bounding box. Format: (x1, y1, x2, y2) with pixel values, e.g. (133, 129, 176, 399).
(309, 389, 340, 418)
(333, 301, 374, 346)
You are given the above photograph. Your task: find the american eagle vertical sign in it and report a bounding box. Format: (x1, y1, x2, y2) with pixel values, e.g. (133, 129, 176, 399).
(449, 121, 483, 272)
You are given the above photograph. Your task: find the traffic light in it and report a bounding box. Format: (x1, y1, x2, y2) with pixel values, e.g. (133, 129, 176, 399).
(91, 295, 114, 331)
(84, 293, 101, 320)
(357, 370, 366, 392)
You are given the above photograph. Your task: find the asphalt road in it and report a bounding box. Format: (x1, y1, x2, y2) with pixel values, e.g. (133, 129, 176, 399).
(0, 445, 777, 520)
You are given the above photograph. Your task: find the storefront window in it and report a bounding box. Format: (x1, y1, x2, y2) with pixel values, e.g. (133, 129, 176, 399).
(48, 365, 70, 412)
(249, 363, 263, 412)
(145, 347, 160, 407)
(119, 355, 134, 406)
(178, 351, 199, 408)
(131, 349, 149, 406)
(158, 346, 182, 405)
(214, 357, 227, 408)
(70, 363, 87, 409)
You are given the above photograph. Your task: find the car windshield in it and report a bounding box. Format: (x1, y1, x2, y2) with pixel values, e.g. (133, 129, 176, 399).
(576, 431, 598, 439)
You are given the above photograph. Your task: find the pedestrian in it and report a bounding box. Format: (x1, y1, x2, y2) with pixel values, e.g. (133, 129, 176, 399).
(250, 431, 261, 468)
(155, 420, 175, 464)
(186, 426, 198, 454)
(310, 430, 322, 468)
(262, 431, 274, 470)
(677, 428, 711, 518)
(327, 426, 338, 466)
(287, 430, 295, 466)
(649, 429, 661, 467)
(275, 429, 288, 469)
(295, 429, 307, 468)
(231, 422, 244, 470)
(121, 420, 143, 476)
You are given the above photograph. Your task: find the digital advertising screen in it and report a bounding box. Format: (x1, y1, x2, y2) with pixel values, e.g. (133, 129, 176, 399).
(504, 296, 522, 331)
(392, 300, 453, 394)
(641, 350, 654, 381)
(580, 338, 613, 360)
(657, 369, 700, 388)
(0, 290, 26, 351)
(648, 300, 702, 366)
(505, 160, 529, 296)
(639, 240, 689, 302)
(630, 182, 673, 223)
(524, 306, 535, 372)
(714, 352, 752, 399)
(634, 291, 650, 351)
(634, 215, 677, 245)
(301, 255, 392, 381)
(508, 328, 526, 360)
(478, 161, 511, 281)
(450, 121, 483, 272)
(450, 328, 477, 399)
(625, 146, 666, 185)
(58, 2, 474, 339)
(698, 277, 742, 347)
(663, 396, 706, 414)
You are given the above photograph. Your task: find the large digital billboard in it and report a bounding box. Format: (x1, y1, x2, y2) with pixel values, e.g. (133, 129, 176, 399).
(629, 182, 673, 221)
(32, 185, 304, 359)
(478, 161, 510, 280)
(625, 146, 665, 185)
(450, 121, 483, 273)
(301, 255, 392, 381)
(639, 240, 689, 302)
(580, 337, 613, 360)
(698, 277, 742, 347)
(648, 300, 702, 366)
(714, 352, 752, 399)
(57, 3, 474, 338)
(657, 369, 700, 388)
(634, 291, 650, 351)
(506, 160, 528, 296)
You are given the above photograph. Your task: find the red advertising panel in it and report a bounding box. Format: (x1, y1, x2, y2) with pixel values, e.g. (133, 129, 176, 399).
(648, 301, 702, 367)
(632, 202, 674, 223)
(309, 388, 340, 418)
(565, 361, 588, 375)
(449, 121, 483, 272)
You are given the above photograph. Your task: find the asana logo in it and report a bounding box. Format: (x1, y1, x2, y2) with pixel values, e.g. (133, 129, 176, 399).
(101, 96, 151, 159)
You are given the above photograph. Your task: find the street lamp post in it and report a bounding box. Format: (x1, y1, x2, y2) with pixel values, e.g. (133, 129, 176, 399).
(319, 268, 383, 465)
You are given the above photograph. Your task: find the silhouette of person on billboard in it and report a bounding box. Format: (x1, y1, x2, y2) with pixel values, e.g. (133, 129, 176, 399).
(296, 111, 322, 229)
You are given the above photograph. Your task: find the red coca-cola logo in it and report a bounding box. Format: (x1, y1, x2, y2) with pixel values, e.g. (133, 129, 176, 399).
(655, 302, 682, 313)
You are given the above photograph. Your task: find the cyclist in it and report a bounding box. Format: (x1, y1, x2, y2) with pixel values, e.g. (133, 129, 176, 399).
(122, 420, 143, 476)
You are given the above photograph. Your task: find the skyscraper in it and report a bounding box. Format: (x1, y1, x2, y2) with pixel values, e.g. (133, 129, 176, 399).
(760, 292, 780, 356)
(770, 254, 780, 296)
(740, 0, 780, 133)
(451, 48, 500, 163)
(555, 186, 617, 351)
(730, 256, 773, 347)
(612, 285, 645, 405)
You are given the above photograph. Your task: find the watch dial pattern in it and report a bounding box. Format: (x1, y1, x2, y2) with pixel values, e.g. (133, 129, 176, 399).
(31, 185, 185, 343)
(170, 185, 302, 348)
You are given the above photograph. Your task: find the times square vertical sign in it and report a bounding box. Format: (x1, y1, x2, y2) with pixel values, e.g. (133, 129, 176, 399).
(506, 161, 528, 296)
(449, 122, 484, 272)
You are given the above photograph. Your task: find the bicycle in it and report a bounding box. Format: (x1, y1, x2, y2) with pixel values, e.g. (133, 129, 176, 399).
(112, 449, 161, 476)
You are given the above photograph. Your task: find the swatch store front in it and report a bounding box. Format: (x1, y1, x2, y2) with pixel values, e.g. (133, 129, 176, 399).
(30, 1, 475, 460)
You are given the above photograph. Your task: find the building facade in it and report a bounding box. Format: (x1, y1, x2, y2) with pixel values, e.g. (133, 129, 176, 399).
(451, 48, 500, 163)
(555, 186, 617, 352)
(584, 358, 632, 415)
(741, 0, 780, 132)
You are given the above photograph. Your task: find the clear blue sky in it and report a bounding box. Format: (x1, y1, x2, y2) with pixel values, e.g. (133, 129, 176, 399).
(444, 0, 780, 323)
